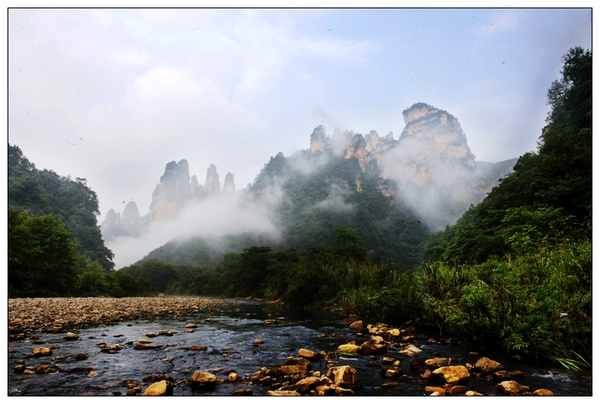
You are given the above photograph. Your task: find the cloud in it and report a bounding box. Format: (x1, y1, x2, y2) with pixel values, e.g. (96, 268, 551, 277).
(106, 188, 285, 268)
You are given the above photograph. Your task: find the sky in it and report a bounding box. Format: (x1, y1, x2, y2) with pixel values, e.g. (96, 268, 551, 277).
(6, 5, 592, 221)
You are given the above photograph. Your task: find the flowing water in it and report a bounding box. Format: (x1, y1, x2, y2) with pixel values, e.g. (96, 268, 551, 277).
(7, 299, 592, 396)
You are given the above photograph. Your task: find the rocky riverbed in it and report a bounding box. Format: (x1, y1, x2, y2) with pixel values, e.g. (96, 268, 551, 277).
(7, 297, 592, 396)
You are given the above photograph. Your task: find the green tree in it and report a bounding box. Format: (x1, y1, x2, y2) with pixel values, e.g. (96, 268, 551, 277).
(8, 207, 78, 297)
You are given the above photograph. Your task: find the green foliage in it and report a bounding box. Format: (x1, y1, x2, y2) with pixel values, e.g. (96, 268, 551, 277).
(8, 144, 114, 270)
(9, 207, 78, 297)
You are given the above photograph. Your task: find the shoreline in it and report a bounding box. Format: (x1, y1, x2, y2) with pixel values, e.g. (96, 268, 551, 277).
(8, 296, 229, 338)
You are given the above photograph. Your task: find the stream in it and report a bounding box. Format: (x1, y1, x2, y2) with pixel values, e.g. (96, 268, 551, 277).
(7, 299, 592, 396)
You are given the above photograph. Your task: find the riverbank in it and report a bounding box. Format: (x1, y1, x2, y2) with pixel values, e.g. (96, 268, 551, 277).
(8, 296, 227, 338)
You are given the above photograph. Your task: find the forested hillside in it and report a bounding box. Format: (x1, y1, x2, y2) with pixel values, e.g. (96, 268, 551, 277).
(417, 47, 592, 365)
(8, 145, 118, 297)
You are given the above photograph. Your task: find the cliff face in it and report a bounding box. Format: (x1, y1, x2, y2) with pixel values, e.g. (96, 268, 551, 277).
(101, 160, 231, 241)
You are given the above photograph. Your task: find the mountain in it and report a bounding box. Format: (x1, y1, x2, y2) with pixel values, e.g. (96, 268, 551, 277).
(101, 103, 516, 268)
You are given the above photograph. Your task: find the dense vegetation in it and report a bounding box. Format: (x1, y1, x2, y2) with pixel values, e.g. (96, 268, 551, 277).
(7, 48, 591, 367)
(417, 47, 592, 366)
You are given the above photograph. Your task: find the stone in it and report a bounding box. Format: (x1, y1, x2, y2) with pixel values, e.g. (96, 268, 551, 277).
(349, 320, 363, 330)
(188, 345, 207, 351)
(191, 371, 217, 388)
(432, 366, 470, 385)
(267, 390, 301, 396)
(493, 369, 525, 380)
(425, 357, 453, 368)
(533, 388, 554, 396)
(298, 348, 323, 361)
(231, 388, 253, 395)
(399, 344, 422, 356)
(326, 365, 358, 389)
(228, 372, 240, 382)
(358, 337, 387, 355)
(335, 386, 355, 395)
(473, 357, 503, 374)
(185, 323, 197, 328)
(337, 343, 360, 355)
(159, 330, 174, 336)
(75, 352, 88, 360)
(30, 347, 52, 357)
(142, 380, 173, 396)
(449, 385, 469, 395)
(465, 390, 484, 396)
(496, 380, 524, 395)
(292, 376, 320, 394)
(425, 386, 446, 395)
(134, 342, 156, 350)
(64, 332, 80, 340)
(253, 339, 264, 345)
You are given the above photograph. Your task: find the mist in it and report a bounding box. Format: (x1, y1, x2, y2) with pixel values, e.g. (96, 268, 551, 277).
(106, 186, 286, 268)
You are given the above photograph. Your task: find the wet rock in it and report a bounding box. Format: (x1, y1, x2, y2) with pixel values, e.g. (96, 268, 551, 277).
(380, 367, 402, 379)
(253, 339, 265, 345)
(188, 345, 207, 351)
(465, 390, 484, 396)
(29, 347, 52, 357)
(358, 336, 388, 355)
(473, 357, 503, 374)
(185, 323, 197, 328)
(337, 343, 360, 355)
(142, 380, 173, 396)
(326, 365, 358, 389)
(399, 344, 421, 356)
(533, 388, 554, 396)
(291, 376, 321, 394)
(496, 380, 526, 395)
(298, 348, 324, 361)
(232, 388, 253, 395)
(267, 390, 301, 396)
(75, 352, 88, 360)
(449, 385, 469, 395)
(191, 371, 217, 389)
(64, 332, 80, 341)
(493, 369, 525, 380)
(349, 320, 363, 330)
(425, 357, 453, 368)
(425, 386, 446, 395)
(228, 372, 240, 382)
(335, 386, 355, 395)
(432, 365, 470, 385)
(159, 330, 174, 336)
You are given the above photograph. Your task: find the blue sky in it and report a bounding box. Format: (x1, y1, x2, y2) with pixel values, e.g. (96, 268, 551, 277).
(7, 6, 592, 218)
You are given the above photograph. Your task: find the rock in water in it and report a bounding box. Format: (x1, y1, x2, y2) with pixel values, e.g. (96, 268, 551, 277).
(142, 380, 173, 396)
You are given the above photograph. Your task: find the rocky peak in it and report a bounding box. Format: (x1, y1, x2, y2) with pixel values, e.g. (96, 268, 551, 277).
(149, 159, 191, 221)
(400, 102, 475, 167)
(205, 164, 221, 194)
(223, 172, 235, 193)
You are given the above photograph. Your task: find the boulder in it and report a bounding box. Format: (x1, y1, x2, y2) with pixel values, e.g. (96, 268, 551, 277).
(337, 343, 360, 355)
(267, 390, 301, 396)
(449, 385, 469, 395)
(142, 380, 173, 396)
(191, 371, 217, 388)
(358, 338, 387, 355)
(298, 348, 323, 361)
(425, 357, 453, 368)
(473, 357, 503, 374)
(399, 344, 422, 356)
(30, 347, 52, 357)
(496, 380, 525, 395)
(64, 332, 80, 340)
(349, 320, 364, 330)
(533, 388, 554, 396)
(432, 365, 470, 385)
(292, 376, 321, 394)
(326, 365, 358, 389)
(425, 386, 446, 395)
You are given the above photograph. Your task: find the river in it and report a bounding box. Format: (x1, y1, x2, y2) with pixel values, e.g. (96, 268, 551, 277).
(7, 299, 592, 396)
